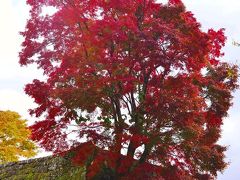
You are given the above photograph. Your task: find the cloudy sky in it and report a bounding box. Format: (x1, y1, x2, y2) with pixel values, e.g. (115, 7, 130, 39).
(0, 0, 239, 179)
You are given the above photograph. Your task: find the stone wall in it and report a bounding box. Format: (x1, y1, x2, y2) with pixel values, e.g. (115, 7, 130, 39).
(0, 155, 85, 180)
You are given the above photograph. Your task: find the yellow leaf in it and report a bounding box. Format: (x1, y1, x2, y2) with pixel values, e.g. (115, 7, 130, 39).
(0, 110, 37, 164)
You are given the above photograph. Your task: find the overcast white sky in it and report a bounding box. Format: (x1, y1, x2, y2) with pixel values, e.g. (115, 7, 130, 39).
(0, 0, 239, 179)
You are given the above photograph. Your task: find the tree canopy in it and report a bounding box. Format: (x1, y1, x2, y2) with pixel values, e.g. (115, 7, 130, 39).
(20, 0, 238, 179)
(0, 110, 36, 164)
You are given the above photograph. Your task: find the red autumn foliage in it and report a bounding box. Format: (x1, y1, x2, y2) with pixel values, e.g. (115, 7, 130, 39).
(20, 0, 238, 179)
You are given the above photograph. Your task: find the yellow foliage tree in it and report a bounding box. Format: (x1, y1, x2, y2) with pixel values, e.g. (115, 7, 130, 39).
(0, 110, 36, 164)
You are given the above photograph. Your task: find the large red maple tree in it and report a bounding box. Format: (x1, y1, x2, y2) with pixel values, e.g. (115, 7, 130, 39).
(20, 0, 238, 179)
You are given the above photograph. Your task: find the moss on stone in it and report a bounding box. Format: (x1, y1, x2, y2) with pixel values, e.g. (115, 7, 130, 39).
(0, 156, 86, 180)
